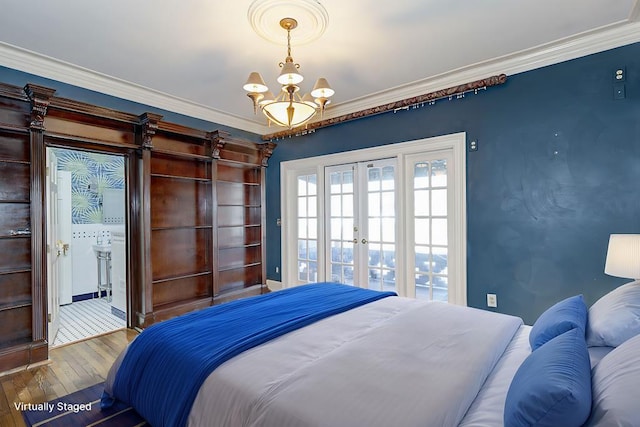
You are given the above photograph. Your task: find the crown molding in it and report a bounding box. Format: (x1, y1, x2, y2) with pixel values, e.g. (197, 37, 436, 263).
(324, 19, 640, 121)
(2, 17, 640, 137)
(0, 42, 271, 135)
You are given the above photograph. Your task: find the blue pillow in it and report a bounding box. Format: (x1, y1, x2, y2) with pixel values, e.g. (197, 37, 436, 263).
(504, 328, 592, 427)
(529, 295, 587, 350)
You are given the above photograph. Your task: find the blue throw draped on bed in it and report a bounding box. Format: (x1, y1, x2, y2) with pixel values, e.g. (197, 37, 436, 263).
(103, 283, 396, 427)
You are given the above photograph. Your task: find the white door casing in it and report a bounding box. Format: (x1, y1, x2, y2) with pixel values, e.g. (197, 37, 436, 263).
(57, 170, 73, 305)
(281, 132, 466, 305)
(46, 150, 60, 344)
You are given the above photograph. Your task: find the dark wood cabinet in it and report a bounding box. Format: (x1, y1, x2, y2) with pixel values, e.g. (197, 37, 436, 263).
(0, 82, 275, 372)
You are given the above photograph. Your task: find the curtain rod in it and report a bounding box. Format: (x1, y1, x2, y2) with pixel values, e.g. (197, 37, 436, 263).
(262, 73, 507, 141)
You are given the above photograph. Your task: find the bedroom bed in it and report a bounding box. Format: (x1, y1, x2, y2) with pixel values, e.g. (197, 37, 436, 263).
(102, 281, 640, 427)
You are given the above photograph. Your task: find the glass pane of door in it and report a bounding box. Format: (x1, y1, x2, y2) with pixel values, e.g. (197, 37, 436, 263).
(296, 174, 318, 282)
(326, 165, 356, 284)
(364, 161, 396, 293)
(413, 158, 449, 301)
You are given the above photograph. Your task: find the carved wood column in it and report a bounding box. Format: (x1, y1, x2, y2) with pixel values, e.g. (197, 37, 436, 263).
(207, 131, 227, 296)
(259, 142, 276, 167)
(136, 113, 162, 328)
(24, 84, 56, 357)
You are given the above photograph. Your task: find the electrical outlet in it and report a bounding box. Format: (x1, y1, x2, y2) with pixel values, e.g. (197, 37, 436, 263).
(487, 293, 497, 308)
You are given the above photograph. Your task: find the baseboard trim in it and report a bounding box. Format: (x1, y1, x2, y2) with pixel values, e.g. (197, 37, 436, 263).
(266, 279, 283, 291)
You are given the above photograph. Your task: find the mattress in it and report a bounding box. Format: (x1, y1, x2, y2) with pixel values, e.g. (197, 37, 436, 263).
(186, 297, 522, 426)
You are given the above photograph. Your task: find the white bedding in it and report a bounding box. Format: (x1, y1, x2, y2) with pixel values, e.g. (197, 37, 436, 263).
(183, 297, 523, 427)
(459, 324, 532, 426)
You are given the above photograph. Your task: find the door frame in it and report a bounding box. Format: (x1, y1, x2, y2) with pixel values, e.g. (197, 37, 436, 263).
(43, 140, 138, 336)
(281, 132, 467, 304)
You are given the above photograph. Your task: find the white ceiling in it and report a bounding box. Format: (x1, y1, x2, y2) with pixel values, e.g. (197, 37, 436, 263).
(1, 0, 639, 135)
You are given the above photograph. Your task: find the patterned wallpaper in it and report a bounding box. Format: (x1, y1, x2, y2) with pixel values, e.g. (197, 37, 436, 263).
(51, 148, 125, 224)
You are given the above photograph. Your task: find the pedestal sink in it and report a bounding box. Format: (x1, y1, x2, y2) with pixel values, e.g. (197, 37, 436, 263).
(92, 244, 111, 255)
(92, 244, 112, 301)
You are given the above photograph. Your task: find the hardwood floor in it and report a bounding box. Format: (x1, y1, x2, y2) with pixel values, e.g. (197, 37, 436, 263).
(0, 329, 137, 427)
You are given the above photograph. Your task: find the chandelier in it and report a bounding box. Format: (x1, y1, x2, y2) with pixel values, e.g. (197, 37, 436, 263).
(243, 17, 334, 129)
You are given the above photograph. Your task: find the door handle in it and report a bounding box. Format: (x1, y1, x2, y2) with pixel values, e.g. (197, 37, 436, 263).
(361, 238, 368, 244)
(352, 238, 358, 244)
(56, 240, 70, 256)
(9, 228, 31, 236)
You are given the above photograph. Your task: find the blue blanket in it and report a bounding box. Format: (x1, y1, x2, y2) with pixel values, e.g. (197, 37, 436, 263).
(103, 283, 395, 427)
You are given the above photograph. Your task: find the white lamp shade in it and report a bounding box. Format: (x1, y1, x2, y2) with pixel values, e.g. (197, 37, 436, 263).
(277, 62, 304, 85)
(605, 234, 640, 279)
(310, 77, 335, 98)
(243, 72, 268, 93)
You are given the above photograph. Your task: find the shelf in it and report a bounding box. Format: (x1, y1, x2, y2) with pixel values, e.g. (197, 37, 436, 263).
(150, 173, 211, 183)
(0, 300, 32, 312)
(151, 148, 211, 161)
(151, 225, 213, 232)
(217, 158, 263, 168)
(0, 267, 31, 276)
(0, 199, 30, 204)
(219, 243, 261, 250)
(218, 262, 261, 273)
(217, 179, 260, 186)
(152, 271, 212, 284)
(0, 159, 29, 165)
(217, 204, 261, 208)
(217, 223, 261, 229)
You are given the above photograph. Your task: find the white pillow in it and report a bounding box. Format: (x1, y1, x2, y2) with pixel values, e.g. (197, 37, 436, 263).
(586, 280, 640, 347)
(584, 333, 640, 426)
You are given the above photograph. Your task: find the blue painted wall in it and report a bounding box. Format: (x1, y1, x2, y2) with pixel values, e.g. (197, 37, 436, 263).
(3, 42, 639, 325)
(265, 42, 640, 324)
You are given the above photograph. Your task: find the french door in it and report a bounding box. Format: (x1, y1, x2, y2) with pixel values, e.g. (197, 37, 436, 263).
(282, 132, 467, 305)
(325, 159, 397, 292)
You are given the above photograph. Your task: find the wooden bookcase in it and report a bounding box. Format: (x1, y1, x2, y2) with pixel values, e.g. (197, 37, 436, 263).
(0, 81, 276, 372)
(0, 131, 32, 353)
(216, 163, 264, 295)
(149, 153, 213, 315)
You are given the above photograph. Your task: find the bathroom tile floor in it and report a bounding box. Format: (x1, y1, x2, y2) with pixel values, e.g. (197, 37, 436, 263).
(52, 297, 126, 347)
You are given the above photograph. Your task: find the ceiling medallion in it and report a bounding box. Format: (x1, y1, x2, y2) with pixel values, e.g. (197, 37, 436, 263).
(248, 0, 329, 45)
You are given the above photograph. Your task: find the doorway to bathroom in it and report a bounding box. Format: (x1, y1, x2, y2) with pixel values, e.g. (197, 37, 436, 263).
(46, 147, 128, 347)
